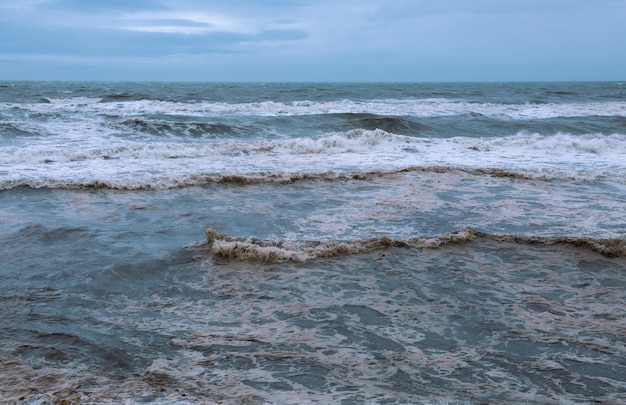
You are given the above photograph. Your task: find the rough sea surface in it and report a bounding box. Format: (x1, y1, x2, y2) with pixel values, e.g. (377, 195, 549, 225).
(1, 81, 625, 404)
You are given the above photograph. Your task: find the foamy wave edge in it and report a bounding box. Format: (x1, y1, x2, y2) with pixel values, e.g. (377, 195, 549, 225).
(201, 228, 626, 263)
(3, 165, 619, 192)
(13, 98, 626, 119)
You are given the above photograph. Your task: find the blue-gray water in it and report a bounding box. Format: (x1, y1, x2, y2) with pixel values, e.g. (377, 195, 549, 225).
(1, 82, 625, 404)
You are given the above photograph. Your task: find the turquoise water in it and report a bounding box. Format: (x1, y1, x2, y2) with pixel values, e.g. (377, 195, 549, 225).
(1, 82, 625, 403)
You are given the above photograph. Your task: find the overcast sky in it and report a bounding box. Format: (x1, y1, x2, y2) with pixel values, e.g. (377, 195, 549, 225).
(1, 0, 625, 81)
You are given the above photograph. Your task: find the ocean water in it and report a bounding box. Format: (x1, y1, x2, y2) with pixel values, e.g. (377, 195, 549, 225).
(1, 81, 625, 404)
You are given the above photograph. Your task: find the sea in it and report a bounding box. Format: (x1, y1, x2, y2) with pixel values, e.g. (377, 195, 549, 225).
(1, 81, 625, 404)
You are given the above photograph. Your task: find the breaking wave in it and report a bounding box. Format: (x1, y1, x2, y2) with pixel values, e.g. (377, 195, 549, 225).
(344, 115, 428, 135)
(0, 122, 41, 137)
(456, 132, 626, 154)
(6, 98, 626, 119)
(3, 165, 622, 192)
(116, 118, 244, 138)
(201, 228, 626, 264)
(2, 130, 625, 191)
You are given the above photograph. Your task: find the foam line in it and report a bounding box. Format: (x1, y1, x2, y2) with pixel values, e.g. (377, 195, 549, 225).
(202, 228, 626, 264)
(5, 164, 622, 192)
(7, 98, 626, 119)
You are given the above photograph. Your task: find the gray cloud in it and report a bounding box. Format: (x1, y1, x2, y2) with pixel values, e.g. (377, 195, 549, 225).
(0, 0, 624, 81)
(0, 18, 308, 59)
(0, 0, 309, 59)
(45, 0, 168, 12)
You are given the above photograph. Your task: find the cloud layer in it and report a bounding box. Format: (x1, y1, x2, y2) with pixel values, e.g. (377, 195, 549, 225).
(1, 0, 625, 81)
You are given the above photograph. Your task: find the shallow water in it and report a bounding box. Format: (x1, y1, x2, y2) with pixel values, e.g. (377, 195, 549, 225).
(2, 235, 625, 404)
(1, 179, 625, 404)
(1, 81, 625, 403)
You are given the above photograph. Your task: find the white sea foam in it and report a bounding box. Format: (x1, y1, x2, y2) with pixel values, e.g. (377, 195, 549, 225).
(43, 97, 103, 105)
(455, 132, 626, 154)
(1, 130, 625, 190)
(4, 98, 626, 119)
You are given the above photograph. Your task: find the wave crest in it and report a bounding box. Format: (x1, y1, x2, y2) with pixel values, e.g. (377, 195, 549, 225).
(7, 98, 626, 119)
(3, 130, 626, 191)
(2, 164, 621, 192)
(202, 228, 626, 264)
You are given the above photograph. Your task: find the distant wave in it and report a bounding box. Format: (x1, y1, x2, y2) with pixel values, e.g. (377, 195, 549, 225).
(5, 98, 626, 119)
(116, 118, 244, 137)
(40, 97, 103, 105)
(454, 131, 626, 154)
(0, 122, 41, 137)
(200, 227, 626, 263)
(102, 92, 135, 101)
(343, 115, 428, 134)
(3, 130, 625, 162)
(0, 129, 403, 163)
